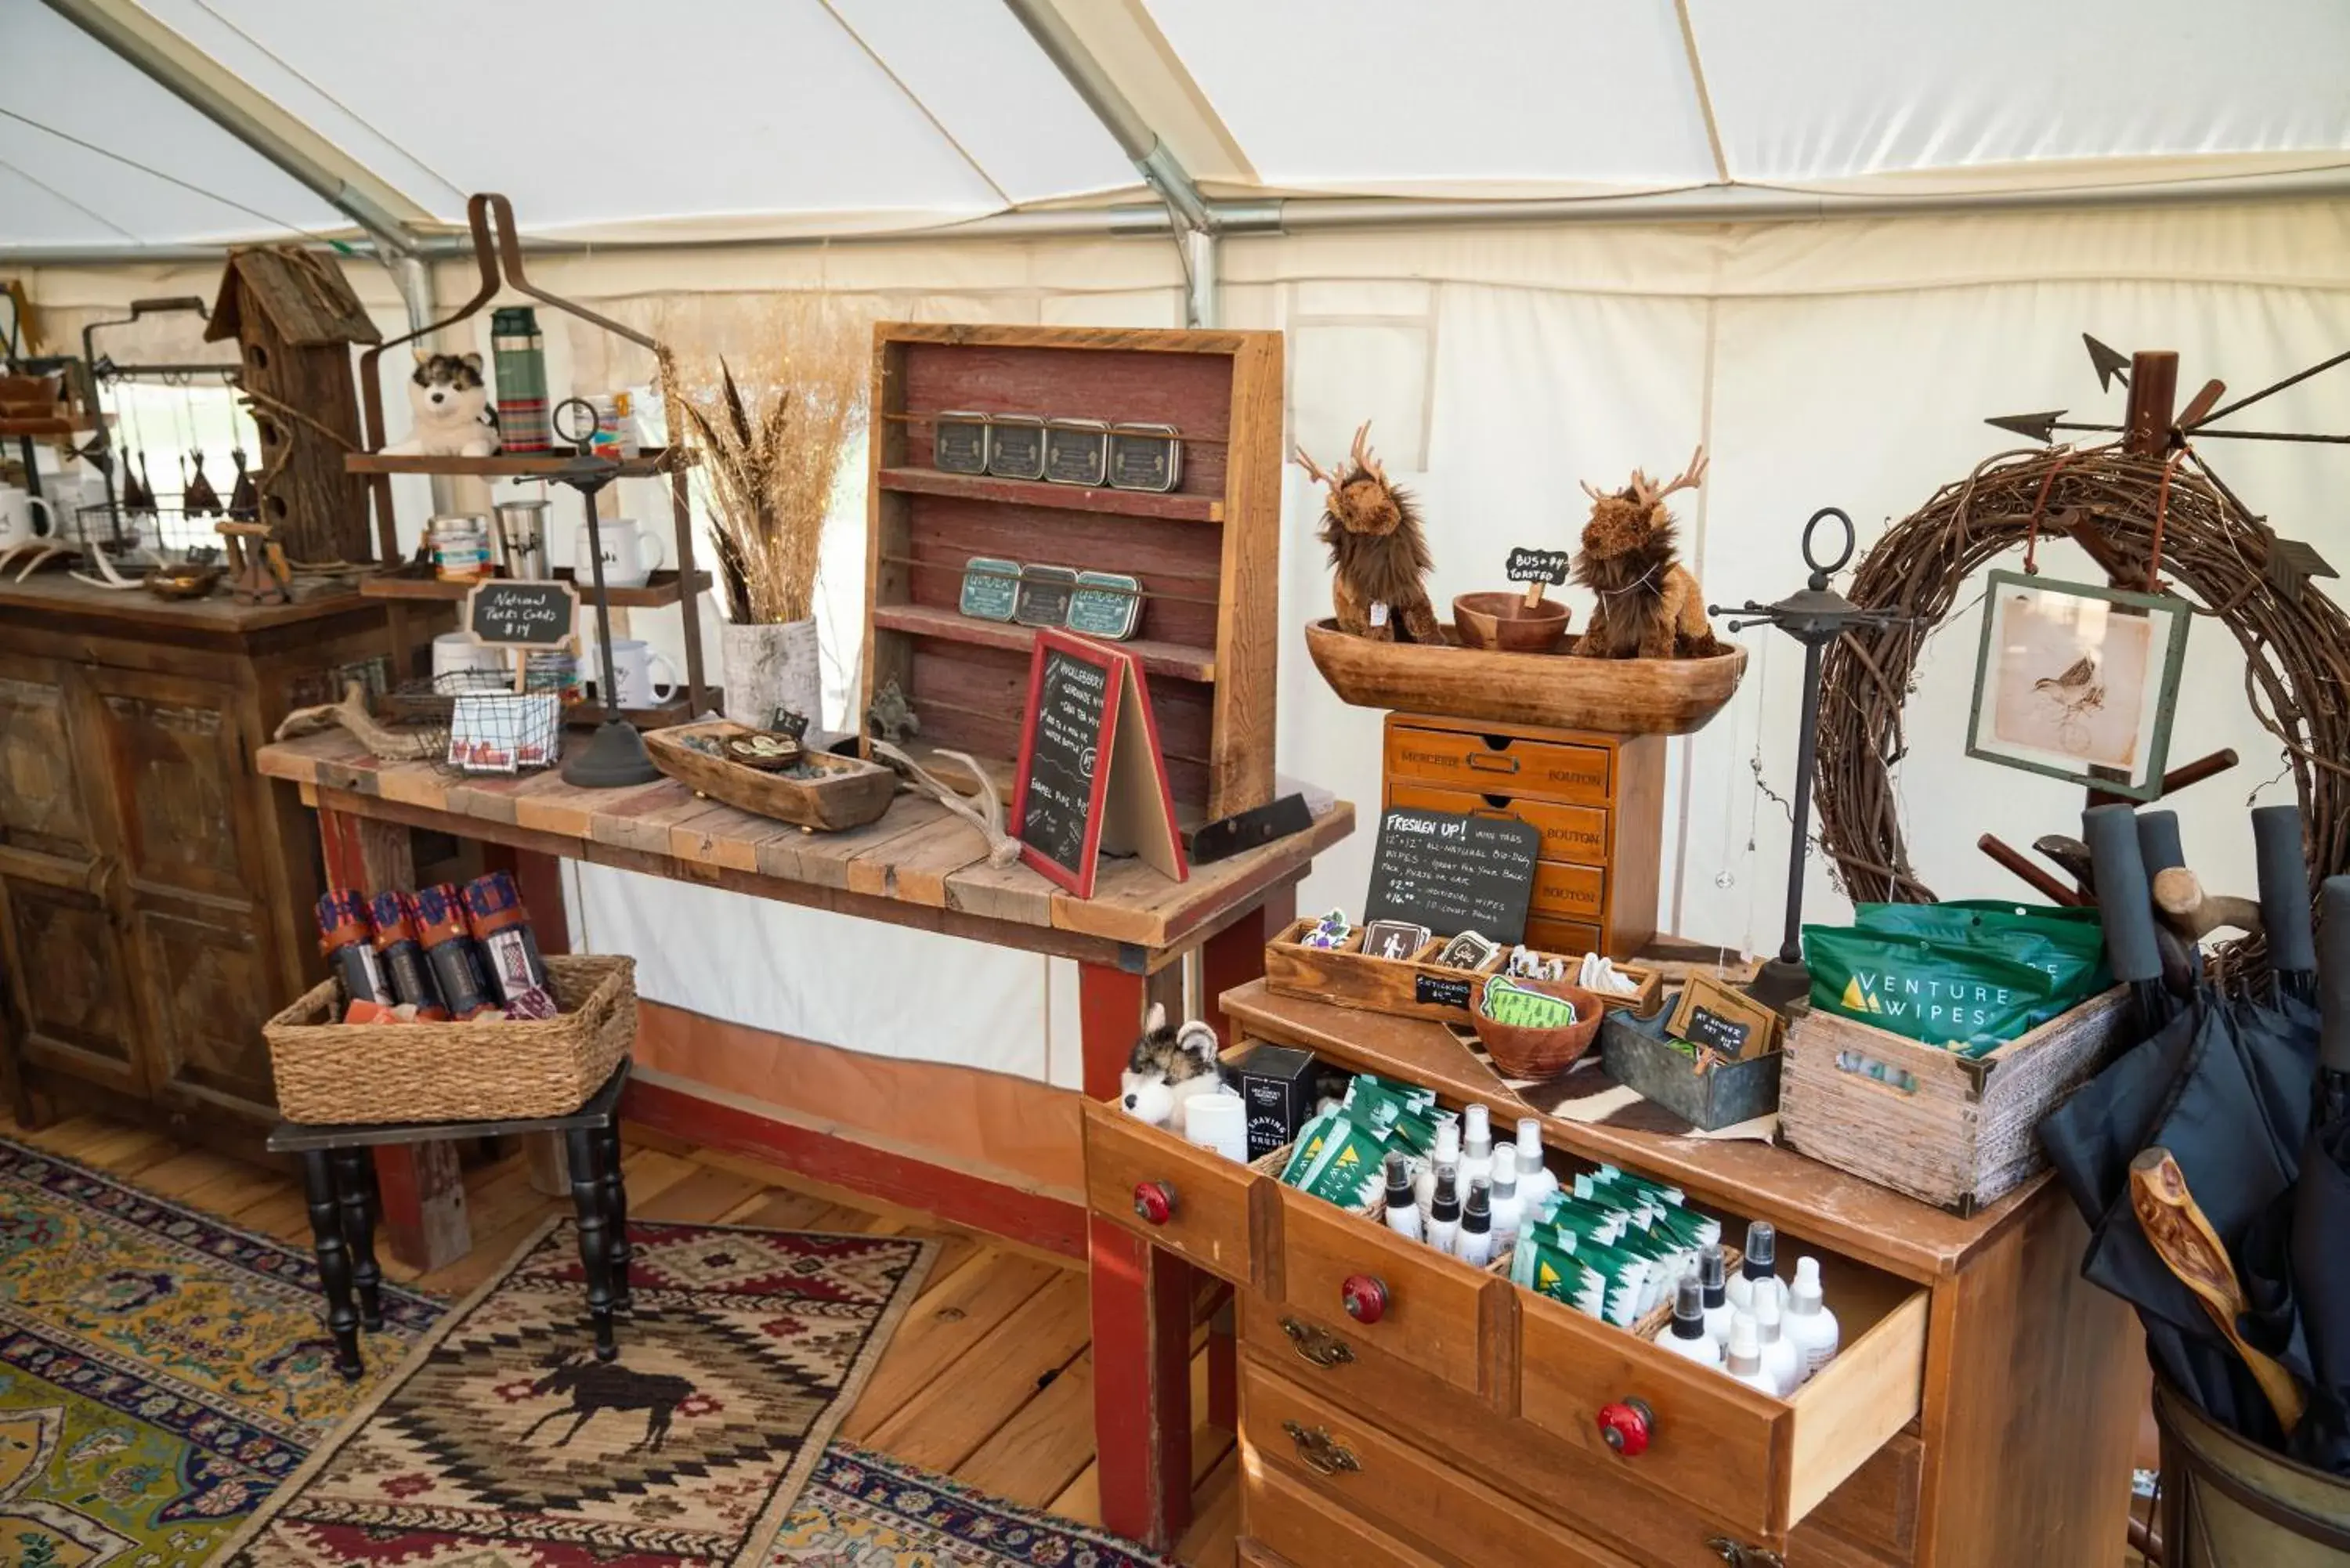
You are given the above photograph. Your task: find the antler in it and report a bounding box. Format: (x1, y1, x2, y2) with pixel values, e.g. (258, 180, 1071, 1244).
(1290, 442, 1343, 498)
(1654, 445, 1708, 500)
(1348, 421, 1387, 487)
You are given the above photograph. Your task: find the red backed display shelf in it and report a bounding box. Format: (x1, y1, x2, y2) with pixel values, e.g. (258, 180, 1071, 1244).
(859, 323, 1282, 825)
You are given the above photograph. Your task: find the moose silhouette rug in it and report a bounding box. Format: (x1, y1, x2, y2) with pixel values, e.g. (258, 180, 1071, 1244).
(219, 1216, 937, 1566)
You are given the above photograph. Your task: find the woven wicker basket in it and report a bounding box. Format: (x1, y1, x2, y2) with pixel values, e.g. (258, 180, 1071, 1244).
(263, 954, 636, 1125)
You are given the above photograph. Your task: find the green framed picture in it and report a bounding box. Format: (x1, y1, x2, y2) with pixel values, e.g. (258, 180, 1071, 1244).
(1966, 570, 2191, 800)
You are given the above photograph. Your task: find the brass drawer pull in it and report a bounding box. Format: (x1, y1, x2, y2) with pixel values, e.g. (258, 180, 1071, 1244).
(1466, 751, 1520, 775)
(1282, 1419, 1360, 1477)
(1280, 1315, 1355, 1368)
(1708, 1540, 1784, 1567)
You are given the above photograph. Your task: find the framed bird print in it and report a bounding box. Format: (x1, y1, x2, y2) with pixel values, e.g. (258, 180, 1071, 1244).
(1966, 570, 2190, 799)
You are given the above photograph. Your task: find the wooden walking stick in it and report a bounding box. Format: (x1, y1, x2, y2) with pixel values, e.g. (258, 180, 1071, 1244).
(2128, 1146, 2305, 1433)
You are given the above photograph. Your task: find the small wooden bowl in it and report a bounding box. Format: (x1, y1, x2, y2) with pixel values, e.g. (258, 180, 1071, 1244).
(1452, 591, 1571, 655)
(143, 564, 225, 601)
(1472, 979, 1604, 1078)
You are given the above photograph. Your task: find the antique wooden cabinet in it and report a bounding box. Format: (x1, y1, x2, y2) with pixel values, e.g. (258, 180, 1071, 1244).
(0, 575, 432, 1142)
(1082, 982, 2145, 1566)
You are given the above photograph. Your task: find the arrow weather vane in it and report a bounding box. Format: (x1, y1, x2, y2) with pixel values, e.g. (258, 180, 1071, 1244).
(1989, 334, 2350, 446)
(1987, 334, 2341, 602)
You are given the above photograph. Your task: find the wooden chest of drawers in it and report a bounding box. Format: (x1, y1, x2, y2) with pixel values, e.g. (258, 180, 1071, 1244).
(1079, 983, 2145, 1567)
(1381, 714, 1665, 959)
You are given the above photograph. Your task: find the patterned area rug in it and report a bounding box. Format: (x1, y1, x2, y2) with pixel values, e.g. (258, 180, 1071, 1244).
(0, 1135, 1167, 1568)
(223, 1218, 935, 1566)
(0, 1136, 440, 1565)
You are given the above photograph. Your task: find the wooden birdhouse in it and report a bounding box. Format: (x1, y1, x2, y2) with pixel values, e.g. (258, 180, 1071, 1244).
(204, 247, 381, 563)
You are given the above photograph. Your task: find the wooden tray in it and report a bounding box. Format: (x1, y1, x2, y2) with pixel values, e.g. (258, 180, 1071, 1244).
(1306, 618, 1747, 736)
(644, 718, 898, 832)
(1264, 919, 1659, 1027)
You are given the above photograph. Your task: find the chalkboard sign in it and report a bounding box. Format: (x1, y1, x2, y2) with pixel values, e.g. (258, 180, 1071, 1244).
(466, 580, 579, 649)
(1506, 547, 1572, 586)
(1362, 807, 1540, 942)
(1013, 628, 1187, 898)
(1683, 1004, 1754, 1056)
(1668, 974, 1777, 1061)
(1415, 974, 1471, 1010)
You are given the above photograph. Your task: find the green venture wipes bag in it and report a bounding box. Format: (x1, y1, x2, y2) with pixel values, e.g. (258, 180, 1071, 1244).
(1803, 925, 2064, 1055)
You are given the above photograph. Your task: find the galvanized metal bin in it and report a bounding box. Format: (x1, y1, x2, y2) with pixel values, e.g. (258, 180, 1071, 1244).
(2157, 1375, 2350, 1565)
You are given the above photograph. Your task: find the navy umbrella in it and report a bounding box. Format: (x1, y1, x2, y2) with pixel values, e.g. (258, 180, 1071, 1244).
(2040, 802, 2319, 1441)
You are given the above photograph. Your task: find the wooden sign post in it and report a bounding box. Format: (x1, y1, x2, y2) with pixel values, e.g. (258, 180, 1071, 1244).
(1506, 546, 1573, 612)
(1012, 627, 1188, 898)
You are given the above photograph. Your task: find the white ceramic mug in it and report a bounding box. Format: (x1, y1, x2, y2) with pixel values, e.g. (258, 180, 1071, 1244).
(588, 638, 680, 709)
(432, 631, 511, 692)
(0, 485, 56, 550)
(573, 517, 666, 590)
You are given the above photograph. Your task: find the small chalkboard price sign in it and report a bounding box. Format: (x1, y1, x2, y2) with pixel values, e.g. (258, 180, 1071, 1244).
(1668, 974, 1778, 1062)
(1363, 807, 1540, 942)
(1012, 627, 1188, 898)
(1506, 546, 1573, 611)
(467, 580, 580, 649)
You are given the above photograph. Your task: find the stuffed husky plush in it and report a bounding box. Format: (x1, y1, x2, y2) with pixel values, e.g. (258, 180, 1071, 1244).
(385, 350, 499, 457)
(1120, 1003, 1230, 1128)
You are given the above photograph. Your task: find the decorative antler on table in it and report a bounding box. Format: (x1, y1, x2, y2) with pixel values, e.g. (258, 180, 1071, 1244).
(871, 742, 1021, 867)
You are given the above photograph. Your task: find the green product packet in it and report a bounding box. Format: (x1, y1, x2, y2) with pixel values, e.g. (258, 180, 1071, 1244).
(1386, 1107, 1448, 1156)
(1340, 1081, 1412, 1137)
(1298, 1117, 1390, 1209)
(1514, 1240, 1607, 1318)
(1346, 1073, 1436, 1113)
(1804, 924, 2066, 1056)
(1280, 1108, 1344, 1186)
(1855, 902, 2111, 999)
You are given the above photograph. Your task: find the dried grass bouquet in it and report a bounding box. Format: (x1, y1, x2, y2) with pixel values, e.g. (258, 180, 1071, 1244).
(661, 298, 869, 625)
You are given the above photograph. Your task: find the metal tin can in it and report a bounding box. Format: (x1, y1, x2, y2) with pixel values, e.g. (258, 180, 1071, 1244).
(985, 414, 1047, 481)
(1108, 422, 1183, 492)
(1013, 563, 1078, 627)
(1043, 418, 1110, 486)
(933, 410, 991, 475)
(587, 392, 638, 461)
(491, 305, 551, 453)
(431, 513, 492, 582)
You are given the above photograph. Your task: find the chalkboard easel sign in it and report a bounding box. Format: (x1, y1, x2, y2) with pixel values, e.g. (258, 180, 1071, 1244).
(1506, 546, 1573, 611)
(1012, 627, 1188, 898)
(466, 580, 580, 650)
(1362, 807, 1540, 944)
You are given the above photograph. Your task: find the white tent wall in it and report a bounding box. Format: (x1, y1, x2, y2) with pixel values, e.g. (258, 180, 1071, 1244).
(16, 197, 2346, 1092)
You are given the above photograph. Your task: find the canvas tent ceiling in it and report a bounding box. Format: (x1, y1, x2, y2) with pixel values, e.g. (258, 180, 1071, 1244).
(4, 0, 2348, 251)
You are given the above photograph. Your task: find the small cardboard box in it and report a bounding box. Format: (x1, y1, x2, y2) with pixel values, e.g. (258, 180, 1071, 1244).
(1236, 1042, 1317, 1161)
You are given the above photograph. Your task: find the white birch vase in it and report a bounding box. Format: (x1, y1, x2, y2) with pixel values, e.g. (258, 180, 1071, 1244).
(721, 619, 822, 730)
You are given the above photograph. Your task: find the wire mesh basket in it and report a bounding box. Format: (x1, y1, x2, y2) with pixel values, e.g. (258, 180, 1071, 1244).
(378, 666, 585, 776)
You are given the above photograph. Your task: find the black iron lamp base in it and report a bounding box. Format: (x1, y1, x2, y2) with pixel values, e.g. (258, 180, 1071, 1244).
(563, 717, 660, 788)
(1747, 956, 1813, 1015)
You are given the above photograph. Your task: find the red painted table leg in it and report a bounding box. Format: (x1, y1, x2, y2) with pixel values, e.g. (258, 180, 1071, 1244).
(316, 804, 472, 1274)
(1202, 886, 1296, 1049)
(1090, 1214, 1195, 1552)
(1079, 957, 1193, 1548)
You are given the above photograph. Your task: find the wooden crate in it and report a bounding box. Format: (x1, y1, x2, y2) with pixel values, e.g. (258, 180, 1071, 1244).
(860, 323, 1283, 823)
(1777, 988, 2133, 1216)
(1263, 918, 1658, 1025)
(1383, 714, 1665, 959)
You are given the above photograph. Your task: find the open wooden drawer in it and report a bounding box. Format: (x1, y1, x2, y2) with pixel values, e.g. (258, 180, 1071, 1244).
(1080, 1094, 1271, 1286)
(1515, 1245, 1928, 1543)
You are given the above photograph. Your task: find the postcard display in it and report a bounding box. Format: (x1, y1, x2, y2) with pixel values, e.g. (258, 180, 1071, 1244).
(859, 324, 1285, 827)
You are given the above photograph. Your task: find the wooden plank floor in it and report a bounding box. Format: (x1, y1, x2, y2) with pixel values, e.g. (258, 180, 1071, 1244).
(0, 1111, 1238, 1566)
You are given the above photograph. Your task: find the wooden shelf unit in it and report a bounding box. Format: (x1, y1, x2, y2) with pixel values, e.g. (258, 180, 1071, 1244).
(361, 565, 712, 609)
(861, 323, 1282, 822)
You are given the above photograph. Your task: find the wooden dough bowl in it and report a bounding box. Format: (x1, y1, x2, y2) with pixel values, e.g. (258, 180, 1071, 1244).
(1452, 591, 1571, 654)
(643, 718, 898, 831)
(1304, 618, 1748, 736)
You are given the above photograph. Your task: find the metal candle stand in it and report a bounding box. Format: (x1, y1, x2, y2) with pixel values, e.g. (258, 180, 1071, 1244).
(550, 399, 660, 789)
(1712, 508, 1914, 1010)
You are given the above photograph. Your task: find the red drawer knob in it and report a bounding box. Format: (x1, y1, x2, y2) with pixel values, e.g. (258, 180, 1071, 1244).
(1341, 1274, 1388, 1324)
(1131, 1180, 1177, 1226)
(1597, 1397, 1655, 1458)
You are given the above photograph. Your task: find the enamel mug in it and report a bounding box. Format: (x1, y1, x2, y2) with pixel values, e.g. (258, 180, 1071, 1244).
(0, 485, 56, 550)
(573, 517, 666, 590)
(586, 638, 679, 709)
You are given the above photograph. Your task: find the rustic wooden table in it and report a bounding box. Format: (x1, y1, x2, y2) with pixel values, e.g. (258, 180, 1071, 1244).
(252, 727, 1353, 1549)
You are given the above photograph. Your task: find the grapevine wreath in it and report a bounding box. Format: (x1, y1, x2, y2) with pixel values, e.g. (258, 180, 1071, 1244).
(1813, 443, 2348, 982)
